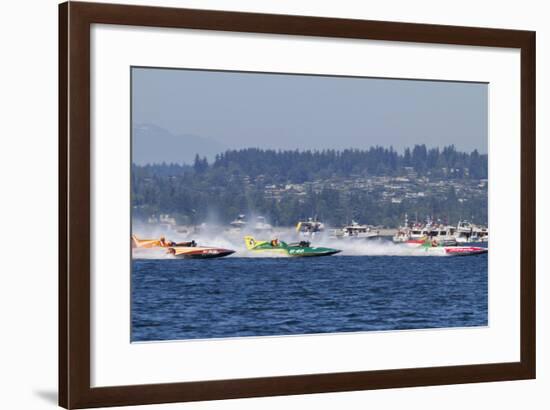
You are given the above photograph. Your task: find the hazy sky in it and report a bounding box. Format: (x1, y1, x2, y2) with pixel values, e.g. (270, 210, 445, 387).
(132, 67, 488, 163)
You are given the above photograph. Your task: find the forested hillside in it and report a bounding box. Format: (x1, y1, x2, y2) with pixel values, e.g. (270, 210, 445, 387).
(132, 145, 488, 227)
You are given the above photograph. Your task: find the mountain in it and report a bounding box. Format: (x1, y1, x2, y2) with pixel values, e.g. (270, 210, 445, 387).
(132, 124, 226, 165)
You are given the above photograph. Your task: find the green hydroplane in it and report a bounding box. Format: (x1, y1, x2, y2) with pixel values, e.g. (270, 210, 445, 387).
(244, 236, 341, 257)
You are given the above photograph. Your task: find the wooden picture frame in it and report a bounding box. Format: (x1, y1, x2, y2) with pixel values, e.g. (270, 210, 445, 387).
(59, 1, 536, 408)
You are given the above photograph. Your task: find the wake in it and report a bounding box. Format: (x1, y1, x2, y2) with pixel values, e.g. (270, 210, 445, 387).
(131, 223, 448, 258)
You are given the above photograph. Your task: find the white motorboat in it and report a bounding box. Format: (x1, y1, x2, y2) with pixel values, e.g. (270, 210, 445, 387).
(296, 218, 325, 237)
(334, 221, 379, 240)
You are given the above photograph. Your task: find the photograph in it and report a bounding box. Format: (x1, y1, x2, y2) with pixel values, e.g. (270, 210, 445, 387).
(1, 0, 542, 408)
(130, 67, 490, 342)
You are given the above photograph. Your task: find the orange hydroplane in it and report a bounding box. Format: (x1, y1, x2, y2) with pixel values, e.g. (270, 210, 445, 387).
(131, 235, 235, 259)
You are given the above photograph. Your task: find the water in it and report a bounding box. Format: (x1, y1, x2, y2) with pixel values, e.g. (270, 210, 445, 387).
(131, 253, 488, 342)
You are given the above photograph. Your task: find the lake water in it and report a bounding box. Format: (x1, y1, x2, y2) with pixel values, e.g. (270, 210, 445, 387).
(131, 253, 488, 342)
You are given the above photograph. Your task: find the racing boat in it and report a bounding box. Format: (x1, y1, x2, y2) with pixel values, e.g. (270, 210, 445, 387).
(132, 235, 235, 259)
(131, 235, 167, 249)
(166, 245, 235, 259)
(244, 236, 340, 257)
(413, 237, 487, 256)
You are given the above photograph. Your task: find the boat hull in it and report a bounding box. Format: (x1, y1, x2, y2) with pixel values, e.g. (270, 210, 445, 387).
(416, 245, 488, 256)
(443, 246, 487, 256)
(337, 235, 379, 240)
(168, 246, 235, 259)
(287, 247, 341, 257)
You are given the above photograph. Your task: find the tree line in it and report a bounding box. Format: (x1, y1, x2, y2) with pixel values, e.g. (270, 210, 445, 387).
(208, 145, 487, 181)
(132, 145, 488, 227)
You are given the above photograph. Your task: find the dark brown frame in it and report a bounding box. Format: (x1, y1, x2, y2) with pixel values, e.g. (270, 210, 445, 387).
(59, 1, 536, 408)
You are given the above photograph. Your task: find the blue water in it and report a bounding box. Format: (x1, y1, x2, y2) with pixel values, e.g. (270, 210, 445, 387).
(131, 254, 487, 342)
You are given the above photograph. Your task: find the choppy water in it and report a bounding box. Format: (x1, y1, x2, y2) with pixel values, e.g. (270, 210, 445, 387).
(131, 253, 488, 342)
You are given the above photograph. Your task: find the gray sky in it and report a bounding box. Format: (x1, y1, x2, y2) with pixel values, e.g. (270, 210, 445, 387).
(132, 67, 487, 165)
